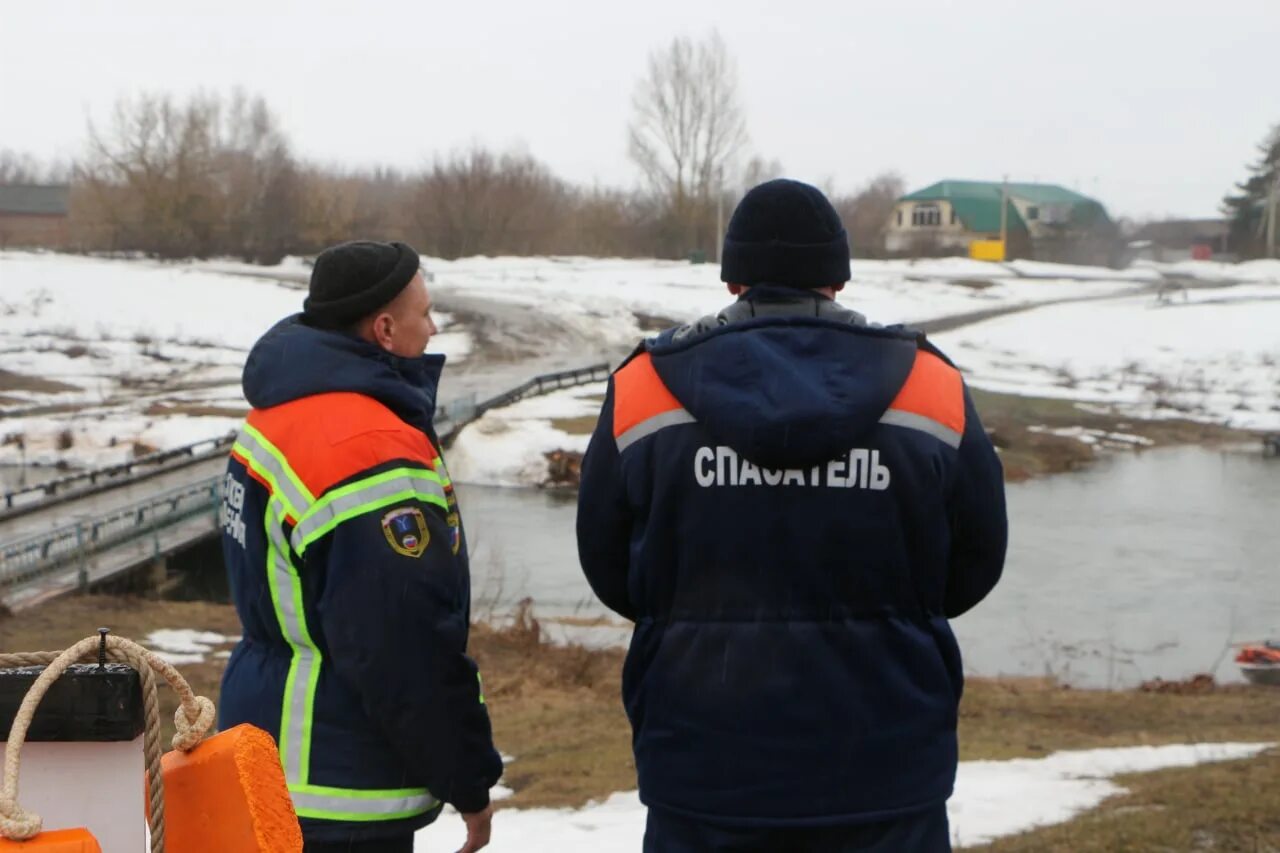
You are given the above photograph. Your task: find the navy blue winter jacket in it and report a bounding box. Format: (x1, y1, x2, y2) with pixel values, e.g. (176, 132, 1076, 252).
(219, 316, 502, 843)
(577, 287, 1007, 827)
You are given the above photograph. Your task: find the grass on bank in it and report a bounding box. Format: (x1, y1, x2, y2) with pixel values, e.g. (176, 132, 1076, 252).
(968, 388, 1246, 481)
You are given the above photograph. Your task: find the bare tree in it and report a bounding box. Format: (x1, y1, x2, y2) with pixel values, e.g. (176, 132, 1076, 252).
(76, 90, 303, 260)
(217, 89, 302, 263)
(628, 31, 748, 257)
(739, 156, 785, 193)
(409, 146, 571, 259)
(293, 165, 406, 251)
(833, 172, 906, 258)
(79, 92, 223, 256)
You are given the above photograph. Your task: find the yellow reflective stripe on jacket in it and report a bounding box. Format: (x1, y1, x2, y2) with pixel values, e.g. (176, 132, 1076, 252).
(290, 467, 449, 555)
(289, 783, 441, 822)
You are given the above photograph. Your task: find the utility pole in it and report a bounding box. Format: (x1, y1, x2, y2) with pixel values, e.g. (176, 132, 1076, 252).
(999, 174, 1009, 260)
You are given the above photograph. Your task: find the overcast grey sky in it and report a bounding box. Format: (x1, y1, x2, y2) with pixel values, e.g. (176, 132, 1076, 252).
(3, 0, 1276, 219)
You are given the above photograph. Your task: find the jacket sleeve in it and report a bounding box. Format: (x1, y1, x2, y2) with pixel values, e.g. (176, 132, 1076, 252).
(576, 379, 637, 620)
(315, 493, 502, 813)
(944, 385, 1008, 618)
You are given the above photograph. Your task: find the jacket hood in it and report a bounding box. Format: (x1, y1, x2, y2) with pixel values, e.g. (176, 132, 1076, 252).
(242, 314, 445, 434)
(647, 294, 918, 469)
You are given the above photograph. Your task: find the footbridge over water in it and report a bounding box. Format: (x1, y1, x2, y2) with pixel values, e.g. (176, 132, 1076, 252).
(0, 363, 610, 611)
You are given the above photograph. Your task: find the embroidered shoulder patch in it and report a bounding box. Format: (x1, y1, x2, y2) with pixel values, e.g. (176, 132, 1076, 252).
(382, 506, 429, 558)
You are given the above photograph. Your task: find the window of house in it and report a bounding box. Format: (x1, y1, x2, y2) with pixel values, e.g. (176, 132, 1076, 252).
(897, 210, 903, 226)
(911, 204, 941, 227)
(1026, 206, 1039, 221)
(950, 209, 957, 225)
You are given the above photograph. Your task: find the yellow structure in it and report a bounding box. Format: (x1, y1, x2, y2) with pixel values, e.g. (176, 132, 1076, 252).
(969, 239, 1006, 262)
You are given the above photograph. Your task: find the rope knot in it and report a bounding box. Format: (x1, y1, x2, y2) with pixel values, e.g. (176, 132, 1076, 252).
(172, 695, 216, 752)
(0, 794, 42, 840)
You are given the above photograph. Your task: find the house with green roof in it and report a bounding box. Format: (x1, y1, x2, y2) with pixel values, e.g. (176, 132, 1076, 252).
(885, 180, 1116, 263)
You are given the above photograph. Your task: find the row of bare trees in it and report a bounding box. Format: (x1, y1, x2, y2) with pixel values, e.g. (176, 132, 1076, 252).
(8, 33, 906, 263)
(75, 91, 303, 262)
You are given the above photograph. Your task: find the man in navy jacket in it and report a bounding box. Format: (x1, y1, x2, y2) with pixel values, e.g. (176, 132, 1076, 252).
(577, 180, 1007, 852)
(220, 241, 502, 853)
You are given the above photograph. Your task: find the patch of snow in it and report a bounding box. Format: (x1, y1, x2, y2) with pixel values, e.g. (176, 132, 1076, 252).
(420, 742, 1274, 852)
(144, 629, 238, 666)
(949, 742, 1274, 847)
(1006, 260, 1160, 282)
(541, 619, 633, 650)
(1027, 426, 1155, 447)
(1136, 259, 1280, 285)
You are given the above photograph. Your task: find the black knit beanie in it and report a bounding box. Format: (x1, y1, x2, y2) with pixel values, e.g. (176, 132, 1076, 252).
(721, 179, 851, 289)
(303, 240, 421, 328)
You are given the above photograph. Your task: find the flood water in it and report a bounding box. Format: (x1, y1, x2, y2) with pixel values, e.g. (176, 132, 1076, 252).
(457, 445, 1280, 688)
(7, 447, 1275, 687)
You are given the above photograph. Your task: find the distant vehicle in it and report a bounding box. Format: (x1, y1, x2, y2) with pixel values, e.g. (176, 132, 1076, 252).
(1236, 642, 1280, 686)
(1263, 434, 1280, 458)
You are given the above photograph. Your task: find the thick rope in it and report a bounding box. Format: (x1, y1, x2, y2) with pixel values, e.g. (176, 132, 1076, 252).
(0, 635, 216, 852)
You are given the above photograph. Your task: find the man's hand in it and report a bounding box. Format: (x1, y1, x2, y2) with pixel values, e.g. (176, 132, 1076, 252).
(455, 804, 493, 853)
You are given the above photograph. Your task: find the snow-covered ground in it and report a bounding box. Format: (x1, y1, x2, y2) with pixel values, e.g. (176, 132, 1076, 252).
(933, 283, 1280, 431)
(423, 742, 1273, 852)
(144, 628, 239, 665)
(1137, 258, 1280, 284)
(446, 275, 1279, 486)
(2, 250, 1278, 479)
(0, 253, 469, 468)
(427, 254, 1148, 337)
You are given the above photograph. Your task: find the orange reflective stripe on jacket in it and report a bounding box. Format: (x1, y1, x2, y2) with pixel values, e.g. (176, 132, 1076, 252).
(612, 352, 695, 452)
(244, 392, 439, 498)
(879, 350, 966, 448)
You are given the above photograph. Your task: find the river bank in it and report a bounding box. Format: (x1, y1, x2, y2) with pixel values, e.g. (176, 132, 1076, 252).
(1, 594, 1275, 849)
(970, 387, 1254, 482)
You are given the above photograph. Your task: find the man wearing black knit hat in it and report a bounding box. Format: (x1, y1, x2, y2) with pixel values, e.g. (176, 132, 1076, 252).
(219, 240, 501, 853)
(578, 180, 1007, 851)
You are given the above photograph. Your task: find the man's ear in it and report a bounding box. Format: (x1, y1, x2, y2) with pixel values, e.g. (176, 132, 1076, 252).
(833, 283, 845, 293)
(372, 312, 395, 351)
(726, 283, 747, 296)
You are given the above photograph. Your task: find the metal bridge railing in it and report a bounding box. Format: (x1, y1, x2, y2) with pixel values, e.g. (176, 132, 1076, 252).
(0, 477, 221, 592)
(436, 362, 610, 442)
(473, 362, 611, 417)
(2, 433, 235, 511)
